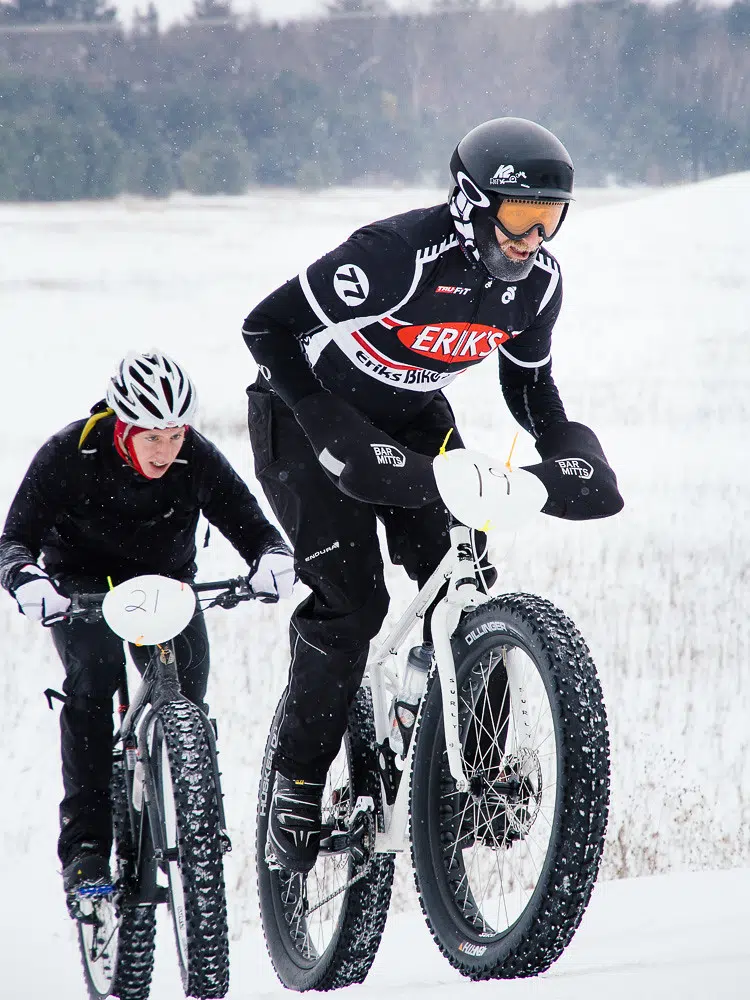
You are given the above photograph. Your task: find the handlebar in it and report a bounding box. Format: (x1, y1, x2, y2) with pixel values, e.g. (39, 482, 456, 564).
(42, 575, 274, 629)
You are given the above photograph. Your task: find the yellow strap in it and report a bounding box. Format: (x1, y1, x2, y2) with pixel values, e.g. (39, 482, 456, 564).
(438, 428, 454, 455)
(78, 407, 114, 449)
(505, 431, 519, 471)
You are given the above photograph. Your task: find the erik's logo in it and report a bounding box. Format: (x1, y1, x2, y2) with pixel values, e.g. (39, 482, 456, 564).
(371, 444, 406, 467)
(555, 458, 594, 480)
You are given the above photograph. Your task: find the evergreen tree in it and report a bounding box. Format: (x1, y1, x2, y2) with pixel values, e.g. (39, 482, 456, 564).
(8, 0, 115, 22)
(191, 0, 234, 21)
(325, 0, 388, 15)
(133, 2, 159, 36)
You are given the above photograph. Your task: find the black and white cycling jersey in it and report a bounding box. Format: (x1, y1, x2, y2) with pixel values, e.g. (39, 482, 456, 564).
(242, 202, 567, 435)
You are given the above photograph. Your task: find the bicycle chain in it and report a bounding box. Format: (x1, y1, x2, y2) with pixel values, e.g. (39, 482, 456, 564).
(305, 861, 372, 915)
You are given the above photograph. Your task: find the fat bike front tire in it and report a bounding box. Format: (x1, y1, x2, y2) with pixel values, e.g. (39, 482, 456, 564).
(151, 701, 229, 998)
(77, 759, 156, 1000)
(410, 593, 610, 980)
(256, 687, 395, 992)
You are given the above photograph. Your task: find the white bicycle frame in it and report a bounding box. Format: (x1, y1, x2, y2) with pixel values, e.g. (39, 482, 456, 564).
(365, 522, 484, 853)
(363, 447, 549, 854)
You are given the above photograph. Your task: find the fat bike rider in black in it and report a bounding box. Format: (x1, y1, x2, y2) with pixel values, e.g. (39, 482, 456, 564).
(242, 118, 624, 872)
(0, 351, 295, 908)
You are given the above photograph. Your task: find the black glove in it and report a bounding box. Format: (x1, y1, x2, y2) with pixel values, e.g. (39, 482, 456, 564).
(522, 422, 624, 521)
(292, 392, 439, 508)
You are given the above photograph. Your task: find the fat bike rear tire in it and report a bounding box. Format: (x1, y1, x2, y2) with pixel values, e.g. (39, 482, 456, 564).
(77, 759, 156, 1000)
(256, 687, 395, 992)
(151, 701, 229, 998)
(410, 594, 610, 980)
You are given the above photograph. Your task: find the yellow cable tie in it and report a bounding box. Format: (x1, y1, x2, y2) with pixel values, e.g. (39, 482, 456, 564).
(439, 428, 454, 455)
(482, 518, 493, 533)
(505, 431, 519, 471)
(135, 636, 144, 647)
(107, 576, 114, 591)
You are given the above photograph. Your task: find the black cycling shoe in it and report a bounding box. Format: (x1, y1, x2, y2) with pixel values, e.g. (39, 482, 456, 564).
(62, 847, 113, 918)
(266, 775, 324, 874)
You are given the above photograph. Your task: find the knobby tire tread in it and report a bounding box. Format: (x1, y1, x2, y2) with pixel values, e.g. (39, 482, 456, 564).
(411, 593, 610, 980)
(157, 700, 229, 999)
(78, 759, 156, 1000)
(257, 688, 395, 992)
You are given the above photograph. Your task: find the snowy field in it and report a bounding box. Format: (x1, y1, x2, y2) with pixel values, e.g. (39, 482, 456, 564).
(0, 177, 749, 996)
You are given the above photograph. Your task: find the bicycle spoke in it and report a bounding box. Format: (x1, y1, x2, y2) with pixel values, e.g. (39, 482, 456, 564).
(435, 638, 560, 937)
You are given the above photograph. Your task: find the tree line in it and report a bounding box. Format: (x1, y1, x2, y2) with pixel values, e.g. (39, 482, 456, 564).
(0, 0, 748, 201)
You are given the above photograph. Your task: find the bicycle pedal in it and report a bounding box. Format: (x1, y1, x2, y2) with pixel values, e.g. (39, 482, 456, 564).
(318, 829, 351, 854)
(264, 843, 285, 872)
(319, 823, 370, 866)
(66, 883, 115, 922)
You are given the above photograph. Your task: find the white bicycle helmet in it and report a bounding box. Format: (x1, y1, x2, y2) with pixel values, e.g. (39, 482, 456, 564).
(106, 350, 198, 428)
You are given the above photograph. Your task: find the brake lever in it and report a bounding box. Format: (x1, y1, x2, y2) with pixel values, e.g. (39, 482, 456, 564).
(41, 612, 70, 628)
(42, 607, 103, 627)
(253, 592, 280, 605)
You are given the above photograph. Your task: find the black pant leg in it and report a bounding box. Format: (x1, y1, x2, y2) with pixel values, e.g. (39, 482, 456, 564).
(50, 607, 125, 866)
(247, 385, 390, 781)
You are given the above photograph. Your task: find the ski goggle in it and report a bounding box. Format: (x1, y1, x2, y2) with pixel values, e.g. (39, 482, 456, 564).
(491, 199, 567, 242)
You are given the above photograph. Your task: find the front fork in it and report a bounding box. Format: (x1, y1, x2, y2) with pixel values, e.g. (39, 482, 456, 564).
(430, 524, 482, 792)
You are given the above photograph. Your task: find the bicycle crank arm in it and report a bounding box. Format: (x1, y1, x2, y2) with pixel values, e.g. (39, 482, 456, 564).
(318, 828, 370, 865)
(320, 797, 375, 864)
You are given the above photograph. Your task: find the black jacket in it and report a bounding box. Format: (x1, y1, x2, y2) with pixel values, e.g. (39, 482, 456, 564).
(243, 203, 567, 436)
(0, 413, 283, 590)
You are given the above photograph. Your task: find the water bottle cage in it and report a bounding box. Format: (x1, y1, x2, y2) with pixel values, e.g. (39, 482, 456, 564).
(395, 699, 419, 733)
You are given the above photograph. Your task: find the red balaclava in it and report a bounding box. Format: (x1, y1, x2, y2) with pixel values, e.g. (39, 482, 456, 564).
(113, 419, 151, 477)
(114, 419, 190, 478)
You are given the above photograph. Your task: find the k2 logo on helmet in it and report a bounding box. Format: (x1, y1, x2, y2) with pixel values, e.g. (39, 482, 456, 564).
(371, 444, 406, 467)
(555, 458, 594, 480)
(334, 264, 369, 306)
(490, 164, 528, 185)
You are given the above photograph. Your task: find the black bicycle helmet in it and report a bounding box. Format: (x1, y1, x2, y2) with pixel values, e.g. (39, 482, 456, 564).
(449, 118, 574, 278)
(450, 117, 574, 209)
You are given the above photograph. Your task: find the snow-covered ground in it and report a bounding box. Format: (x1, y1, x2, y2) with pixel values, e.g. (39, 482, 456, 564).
(2, 865, 749, 998)
(1, 178, 749, 995)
